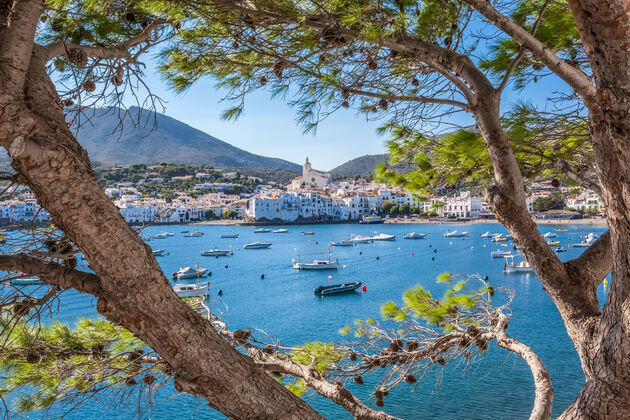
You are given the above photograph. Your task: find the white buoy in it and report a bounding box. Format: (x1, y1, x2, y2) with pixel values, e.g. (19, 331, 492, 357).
(328, 275, 332, 280)
(343, 265, 347, 269)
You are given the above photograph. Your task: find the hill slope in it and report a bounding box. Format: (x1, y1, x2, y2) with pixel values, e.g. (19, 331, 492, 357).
(74, 107, 301, 171)
(330, 154, 389, 178)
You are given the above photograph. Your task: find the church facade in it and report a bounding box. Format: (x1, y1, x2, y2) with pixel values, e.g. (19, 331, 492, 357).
(287, 158, 332, 191)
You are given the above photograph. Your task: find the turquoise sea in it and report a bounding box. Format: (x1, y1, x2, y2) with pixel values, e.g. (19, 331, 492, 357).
(14, 223, 608, 419)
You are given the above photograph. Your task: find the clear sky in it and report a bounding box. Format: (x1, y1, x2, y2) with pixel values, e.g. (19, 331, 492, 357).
(136, 55, 566, 171)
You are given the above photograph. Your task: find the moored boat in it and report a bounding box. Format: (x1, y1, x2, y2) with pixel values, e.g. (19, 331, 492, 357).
(490, 247, 512, 258)
(332, 240, 354, 247)
(546, 241, 561, 246)
(491, 234, 507, 242)
(200, 248, 230, 257)
(272, 229, 288, 233)
(403, 232, 426, 239)
(371, 233, 396, 241)
(293, 258, 339, 270)
(184, 231, 205, 237)
(573, 233, 597, 248)
(243, 242, 272, 249)
(479, 232, 493, 238)
(444, 230, 468, 237)
(220, 233, 239, 238)
(302, 231, 315, 235)
(314, 281, 362, 295)
(254, 228, 271, 233)
(555, 246, 567, 253)
(543, 232, 558, 238)
(173, 282, 210, 297)
(172, 266, 208, 279)
(349, 235, 373, 243)
(10, 277, 43, 286)
(504, 256, 533, 274)
(152, 249, 165, 256)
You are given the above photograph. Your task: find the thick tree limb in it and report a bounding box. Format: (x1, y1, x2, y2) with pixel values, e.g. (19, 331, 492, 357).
(0, 253, 102, 295)
(41, 20, 168, 62)
(552, 160, 602, 196)
(462, 0, 596, 101)
(565, 230, 611, 291)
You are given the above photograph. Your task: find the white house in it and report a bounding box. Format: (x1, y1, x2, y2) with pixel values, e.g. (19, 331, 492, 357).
(287, 158, 332, 191)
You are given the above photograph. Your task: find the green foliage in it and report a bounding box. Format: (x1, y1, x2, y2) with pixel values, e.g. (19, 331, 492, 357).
(533, 193, 565, 213)
(289, 342, 343, 375)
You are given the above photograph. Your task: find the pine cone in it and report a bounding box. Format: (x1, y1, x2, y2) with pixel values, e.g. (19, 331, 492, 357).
(83, 80, 96, 92)
(68, 48, 87, 68)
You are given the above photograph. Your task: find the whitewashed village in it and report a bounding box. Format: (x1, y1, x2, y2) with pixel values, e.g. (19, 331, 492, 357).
(0, 158, 604, 225)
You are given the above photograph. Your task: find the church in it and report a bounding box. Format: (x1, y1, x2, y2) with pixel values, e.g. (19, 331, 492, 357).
(287, 158, 332, 191)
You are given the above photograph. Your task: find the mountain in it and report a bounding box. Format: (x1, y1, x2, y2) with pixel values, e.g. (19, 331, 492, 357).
(74, 107, 301, 171)
(330, 154, 389, 178)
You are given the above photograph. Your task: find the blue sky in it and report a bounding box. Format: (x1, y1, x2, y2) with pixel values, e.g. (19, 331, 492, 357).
(137, 57, 566, 171)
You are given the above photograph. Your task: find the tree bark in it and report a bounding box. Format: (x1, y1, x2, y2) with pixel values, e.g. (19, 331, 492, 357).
(0, 41, 324, 420)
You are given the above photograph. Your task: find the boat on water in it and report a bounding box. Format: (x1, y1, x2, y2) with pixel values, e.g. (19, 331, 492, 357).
(272, 229, 288, 233)
(314, 281, 362, 296)
(254, 228, 271, 233)
(371, 233, 396, 241)
(504, 256, 533, 274)
(543, 232, 558, 238)
(444, 230, 468, 237)
(555, 228, 568, 231)
(302, 231, 315, 235)
(293, 258, 339, 270)
(547, 241, 561, 246)
(359, 215, 385, 224)
(154, 233, 169, 239)
(349, 235, 373, 243)
(184, 231, 205, 237)
(403, 232, 426, 239)
(152, 249, 165, 256)
(491, 234, 507, 242)
(573, 233, 597, 248)
(331, 240, 354, 247)
(491, 245, 512, 258)
(181, 230, 190, 233)
(479, 232, 493, 238)
(220, 233, 239, 238)
(200, 248, 230, 257)
(243, 242, 272, 249)
(172, 266, 208, 279)
(173, 282, 210, 297)
(555, 246, 567, 253)
(10, 277, 43, 286)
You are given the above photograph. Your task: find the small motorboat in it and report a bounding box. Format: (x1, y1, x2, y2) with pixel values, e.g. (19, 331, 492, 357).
(254, 228, 271, 233)
(243, 242, 272, 249)
(272, 229, 288, 233)
(293, 258, 339, 270)
(491, 249, 512, 258)
(555, 246, 567, 253)
(349, 235, 373, 243)
(371, 233, 396, 241)
(220, 233, 239, 238)
(543, 232, 558, 238)
(555, 228, 568, 232)
(332, 240, 354, 247)
(152, 249, 165, 256)
(479, 232, 493, 238)
(314, 281, 362, 296)
(546, 241, 561, 246)
(173, 282, 210, 297)
(10, 277, 43, 286)
(184, 231, 205, 237)
(181, 230, 190, 233)
(172, 266, 208, 279)
(302, 231, 315, 235)
(491, 234, 507, 242)
(444, 230, 468, 237)
(403, 232, 426, 239)
(359, 216, 384, 224)
(573, 233, 597, 248)
(504, 256, 533, 274)
(200, 248, 230, 257)
(154, 233, 169, 239)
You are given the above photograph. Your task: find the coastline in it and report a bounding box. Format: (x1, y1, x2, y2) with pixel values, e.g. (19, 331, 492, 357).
(193, 217, 608, 228)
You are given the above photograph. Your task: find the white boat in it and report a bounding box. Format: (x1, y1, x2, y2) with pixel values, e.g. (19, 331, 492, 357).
(173, 282, 210, 297)
(10, 277, 43, 285)
(371, 233, 396, 241)
(272, 229, 288, 233)
(172, 266, 208, 279)
(254, 228, 271, 233)
(152, 249, 165, 256)
(555, 246, 567, 253)
(573, 233, 597, 248)
(403, 232, 426, 239)
(243, 242, 272, 249)
(504, 256, 533, 274)
(491, 249, 513, 258)
(349, 235, 373, 243)
(184, 231, 205, 237)
(359, 215, 385, 224)
(293, 258, 339, 270)
(154, 233, 169, 239)
(479, 231, 493, 238)
(444, 230, 468, 237)
(491, 234, 507, 242)
(200, 248, 230, 257)
(220, 233, 239, 238)
(543, 232, 558, 238)
(332, 240, 354, 247)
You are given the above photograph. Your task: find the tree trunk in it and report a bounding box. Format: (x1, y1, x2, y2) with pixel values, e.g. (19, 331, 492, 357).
(0, 51, 323, 419)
